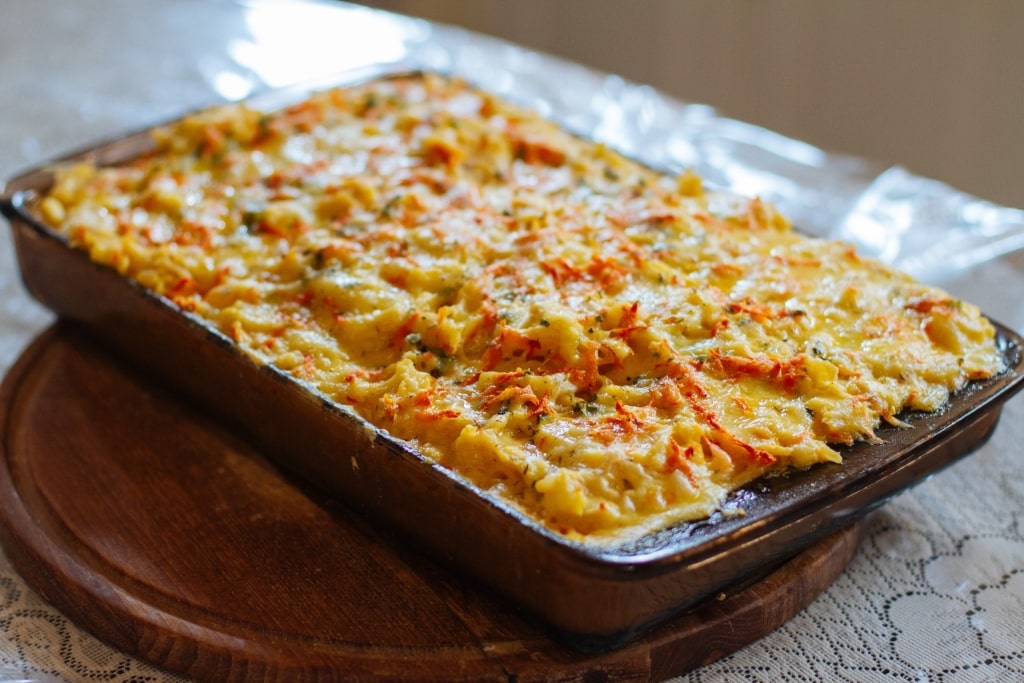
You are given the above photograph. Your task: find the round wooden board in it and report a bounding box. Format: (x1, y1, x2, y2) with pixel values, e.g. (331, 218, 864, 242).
(0, 324, 865, 682)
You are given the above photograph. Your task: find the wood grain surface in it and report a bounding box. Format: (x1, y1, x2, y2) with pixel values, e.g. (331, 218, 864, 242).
(0, 324, 865, 682)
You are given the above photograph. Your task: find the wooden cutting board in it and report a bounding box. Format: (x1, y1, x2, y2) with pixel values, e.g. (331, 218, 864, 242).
(0, 324, 864, 682)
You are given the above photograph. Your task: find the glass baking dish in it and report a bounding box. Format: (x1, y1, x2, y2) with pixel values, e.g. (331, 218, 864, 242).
(3, 69, 1023, 651)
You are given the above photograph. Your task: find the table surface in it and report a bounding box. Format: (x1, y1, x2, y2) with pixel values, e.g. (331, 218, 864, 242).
(2, 2, 1024, 681)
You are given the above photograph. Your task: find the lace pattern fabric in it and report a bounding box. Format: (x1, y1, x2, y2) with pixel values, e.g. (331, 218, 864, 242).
(2, 1, 1023, 680)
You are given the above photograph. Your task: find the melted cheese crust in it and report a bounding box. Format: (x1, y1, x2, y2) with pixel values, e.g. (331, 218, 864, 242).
(40, 74, 1002, 541)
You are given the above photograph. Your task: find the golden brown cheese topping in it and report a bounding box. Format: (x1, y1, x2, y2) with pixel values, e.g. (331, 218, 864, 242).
(39, 73, 1003, 541)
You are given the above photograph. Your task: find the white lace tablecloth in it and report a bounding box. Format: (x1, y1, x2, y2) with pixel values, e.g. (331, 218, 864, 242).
(2, 1, 1024, 681)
